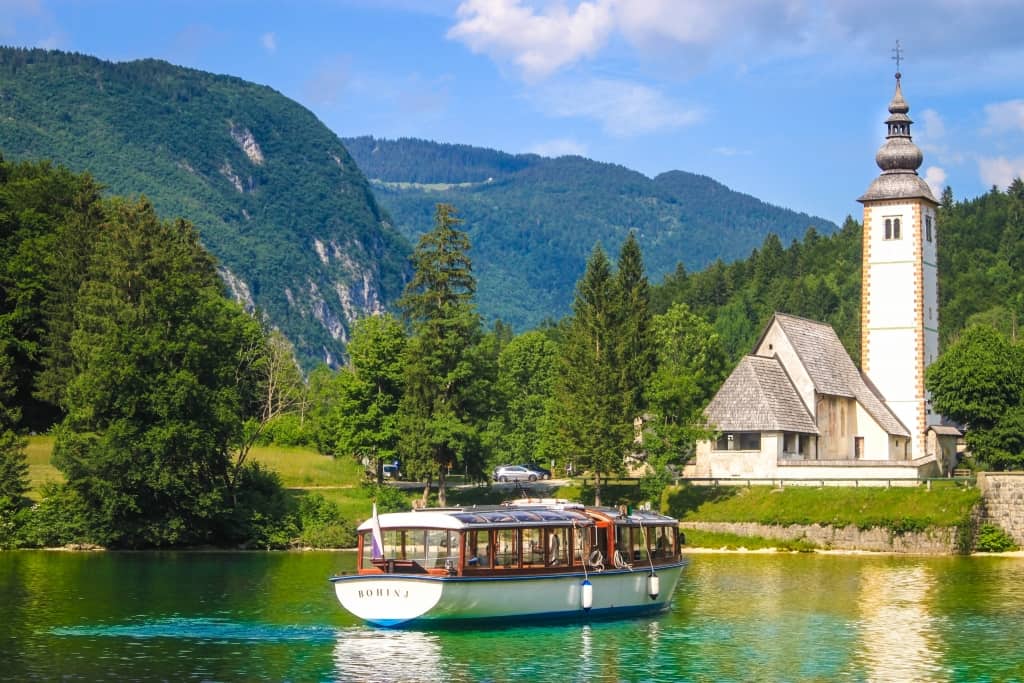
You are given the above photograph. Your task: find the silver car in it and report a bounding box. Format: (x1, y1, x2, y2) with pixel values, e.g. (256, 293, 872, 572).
(493, 465, 539, 483)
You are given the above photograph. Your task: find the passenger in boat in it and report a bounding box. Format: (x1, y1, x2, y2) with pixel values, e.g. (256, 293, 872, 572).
(548, 533, 560, 566)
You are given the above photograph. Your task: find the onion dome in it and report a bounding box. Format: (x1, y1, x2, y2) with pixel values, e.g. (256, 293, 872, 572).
(858, 72, 936, 204)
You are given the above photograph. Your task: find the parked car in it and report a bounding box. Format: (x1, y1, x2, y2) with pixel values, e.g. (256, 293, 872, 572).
(383, 463, 401, 480)
(524, 463, 552, 480)
(493, 465, 540, 483)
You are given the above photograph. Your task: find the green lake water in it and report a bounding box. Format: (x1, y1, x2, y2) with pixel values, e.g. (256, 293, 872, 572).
(2, 550, 1023, 681)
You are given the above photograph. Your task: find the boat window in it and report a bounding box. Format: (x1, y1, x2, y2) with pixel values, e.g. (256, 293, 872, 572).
(632, 527, 651, 565)
(363, 529, 458, 570)
(547, 527, 569, 566)
(463, 529, 489, 569)
(361, 528, 406, 569)
(523, 527, 544, 567)
(652, 526, 676, 560)
(425, 529, 457, 569)
(495, 528, 519, 568)
(573, 526, 588, 564)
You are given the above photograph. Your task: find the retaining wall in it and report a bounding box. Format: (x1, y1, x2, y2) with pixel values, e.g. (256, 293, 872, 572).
(680, 521, 961, 554)
(977, 472, 1024, 545)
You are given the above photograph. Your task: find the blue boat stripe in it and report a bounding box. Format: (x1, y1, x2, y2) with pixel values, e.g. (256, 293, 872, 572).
(330, 560, 687, 584)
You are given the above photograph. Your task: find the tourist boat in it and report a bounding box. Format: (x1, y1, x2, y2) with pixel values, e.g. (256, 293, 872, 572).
(329, 499, 686, 628)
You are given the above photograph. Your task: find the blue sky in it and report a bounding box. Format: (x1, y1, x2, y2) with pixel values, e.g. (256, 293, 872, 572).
(3, 0, 1023, 225)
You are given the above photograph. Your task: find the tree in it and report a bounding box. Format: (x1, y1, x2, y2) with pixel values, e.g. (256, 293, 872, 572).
(614, 232, 655, 427)
(643, 303, 728, 486)
(52, 198, 269, 547)
(0, 157, 104, 430)
(397, 204, 484, 506)
(926, 325, 1024, 470)
(313, 314, 406, 483)
(0, 339, 27, 513)
(494, 330, 560, 466)
(557, 245, 632, 505)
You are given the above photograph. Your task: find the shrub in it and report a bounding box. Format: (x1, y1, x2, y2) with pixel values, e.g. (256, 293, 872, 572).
(262, 414, 314, 447)
(296, 493, 356, 548)
(975, 523, 1018, 552)
(362, 482, 412, 513)
(14, 483, 97, 548)
(223, 462, 297, 549)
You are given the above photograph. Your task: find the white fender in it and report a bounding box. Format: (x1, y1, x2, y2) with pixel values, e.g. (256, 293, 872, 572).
(581, 579, 593, 610)
(647, 573, 660, 600)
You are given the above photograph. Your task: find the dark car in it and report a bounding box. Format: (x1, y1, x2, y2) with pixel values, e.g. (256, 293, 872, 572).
(524, 463, 552, 480)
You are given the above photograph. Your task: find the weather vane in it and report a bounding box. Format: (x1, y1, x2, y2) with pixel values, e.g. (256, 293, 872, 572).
(892, 40, 903, 78)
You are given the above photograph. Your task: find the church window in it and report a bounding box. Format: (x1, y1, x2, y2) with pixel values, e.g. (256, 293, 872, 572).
(713, 432, 761, 451)
(854, 437, 864, 459)
(925, 215, 933, 242)
(893, 218, 901, 239)
(883, 217, 902, 240)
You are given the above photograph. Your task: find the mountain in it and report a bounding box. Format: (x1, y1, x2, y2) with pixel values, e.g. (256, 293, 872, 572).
(343, 136, 839, 330)
(0, 47, 410, 368)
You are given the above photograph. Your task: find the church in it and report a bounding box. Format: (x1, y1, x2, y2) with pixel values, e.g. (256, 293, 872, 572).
(693, 68, 960, 482)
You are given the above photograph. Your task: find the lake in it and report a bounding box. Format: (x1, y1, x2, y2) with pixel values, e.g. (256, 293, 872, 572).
(2, 550, 1023, 681)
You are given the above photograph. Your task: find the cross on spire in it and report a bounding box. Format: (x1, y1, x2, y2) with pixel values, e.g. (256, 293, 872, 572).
(892, 40, 903, 78)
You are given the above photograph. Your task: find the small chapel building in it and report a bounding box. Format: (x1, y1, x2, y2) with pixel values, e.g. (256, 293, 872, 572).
(693, 67, 960, 482)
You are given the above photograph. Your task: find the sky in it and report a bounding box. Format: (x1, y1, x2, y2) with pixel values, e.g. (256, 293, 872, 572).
(2, 0, 1024, 225)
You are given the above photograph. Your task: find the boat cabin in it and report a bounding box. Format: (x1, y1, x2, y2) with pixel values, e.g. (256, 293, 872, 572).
(356, 502, 682, 577)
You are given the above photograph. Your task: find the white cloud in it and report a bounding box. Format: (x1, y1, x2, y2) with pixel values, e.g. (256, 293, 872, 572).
(448, 0, 614, 81)
(527, 138, 588, 158)
(536, 77, 702, 136)
(978, 156, 1024, 189)
(918, 109, 945, 140)
(984, 99, 1024, 133)
(261, 32, 277, 54)
(923, 166, 947, 198)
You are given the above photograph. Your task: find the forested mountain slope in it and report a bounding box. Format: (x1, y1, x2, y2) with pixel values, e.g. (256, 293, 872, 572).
(0, 47, 410, 367)
(343, 136, 839, 330)
(651, 182, 1024, 366)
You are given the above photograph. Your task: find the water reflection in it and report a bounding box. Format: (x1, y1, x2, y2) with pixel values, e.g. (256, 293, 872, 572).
(855, 564, 944, 681)
(333, 628, 449, 683)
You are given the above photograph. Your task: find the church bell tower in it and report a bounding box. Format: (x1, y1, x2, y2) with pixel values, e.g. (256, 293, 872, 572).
(858, 47, 940, 460)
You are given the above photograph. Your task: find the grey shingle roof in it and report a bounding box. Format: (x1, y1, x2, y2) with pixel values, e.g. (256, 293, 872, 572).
(767, 313, 910, 437)
(704, 355, 819, 433)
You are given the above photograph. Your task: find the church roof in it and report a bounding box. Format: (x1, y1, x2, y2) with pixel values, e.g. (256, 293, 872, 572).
(704, 355, 819, 434)
(858, 73, 937, 205)
(762, 313, 910, 437)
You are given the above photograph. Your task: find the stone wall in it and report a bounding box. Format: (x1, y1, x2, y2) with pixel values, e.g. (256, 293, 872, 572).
(680, 521, 961, 554)
(977, 472, 1024, 545)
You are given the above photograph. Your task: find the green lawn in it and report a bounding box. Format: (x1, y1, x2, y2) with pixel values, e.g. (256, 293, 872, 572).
(25, 435, 62, 499)
(665, 482, 981, 532)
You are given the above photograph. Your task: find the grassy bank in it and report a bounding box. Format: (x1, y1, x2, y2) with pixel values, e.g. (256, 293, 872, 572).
(664, 482, 981, 534)
(25, 437, 984, 546)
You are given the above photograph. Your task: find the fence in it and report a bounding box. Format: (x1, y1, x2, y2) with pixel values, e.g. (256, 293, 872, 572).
(676, 476, 976, 489)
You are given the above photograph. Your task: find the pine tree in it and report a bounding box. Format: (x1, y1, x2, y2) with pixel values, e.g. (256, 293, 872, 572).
(397, 204, 484, 506)
(557, 245, 632, 505)
(614, 232, 654, 429)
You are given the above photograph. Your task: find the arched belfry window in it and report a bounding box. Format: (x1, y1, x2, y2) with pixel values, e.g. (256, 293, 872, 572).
(884, 217, 902, 241)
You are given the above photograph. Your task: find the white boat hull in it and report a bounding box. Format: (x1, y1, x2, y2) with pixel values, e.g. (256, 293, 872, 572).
(331, 562, 686, 628)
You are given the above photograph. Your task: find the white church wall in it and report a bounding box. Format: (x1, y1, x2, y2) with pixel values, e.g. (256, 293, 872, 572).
(695, 433, 782, 479)
(853, 402, 893, 460)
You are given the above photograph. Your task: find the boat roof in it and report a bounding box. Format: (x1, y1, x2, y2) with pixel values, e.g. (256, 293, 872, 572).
(356, 503, 678, 532)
